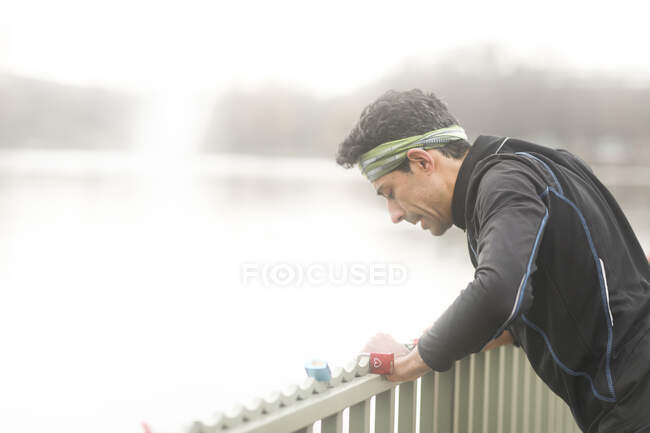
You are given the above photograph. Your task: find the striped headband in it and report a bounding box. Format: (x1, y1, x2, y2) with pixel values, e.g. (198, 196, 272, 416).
(358, 125, 468, 182)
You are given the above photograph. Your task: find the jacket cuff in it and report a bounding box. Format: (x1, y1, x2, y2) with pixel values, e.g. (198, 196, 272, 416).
(417, 335, 454, 372)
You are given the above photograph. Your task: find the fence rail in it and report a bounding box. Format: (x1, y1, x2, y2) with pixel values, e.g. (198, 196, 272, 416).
(189, 345, 580, 433)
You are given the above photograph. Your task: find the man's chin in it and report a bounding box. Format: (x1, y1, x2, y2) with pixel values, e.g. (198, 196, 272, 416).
(429, 223, 451, 237)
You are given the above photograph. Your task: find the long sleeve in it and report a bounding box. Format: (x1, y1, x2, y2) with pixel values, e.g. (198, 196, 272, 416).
(418, 160, 549, 371)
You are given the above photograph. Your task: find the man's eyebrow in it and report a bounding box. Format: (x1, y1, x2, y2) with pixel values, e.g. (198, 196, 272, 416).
(376, 186, 384, 196)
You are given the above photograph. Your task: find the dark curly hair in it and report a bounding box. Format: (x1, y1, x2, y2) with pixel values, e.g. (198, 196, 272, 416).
(336, 89, 469, 172)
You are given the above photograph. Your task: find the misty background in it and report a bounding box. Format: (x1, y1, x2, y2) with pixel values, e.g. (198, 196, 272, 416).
(3, 47, 650, 163)
(1, 2, 649, 433)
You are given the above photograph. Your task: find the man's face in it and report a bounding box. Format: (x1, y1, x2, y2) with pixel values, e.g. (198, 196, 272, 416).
(372, 163, 454, 236)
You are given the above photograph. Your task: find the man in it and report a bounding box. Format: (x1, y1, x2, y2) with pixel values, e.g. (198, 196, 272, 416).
(336, 89, 650, 433)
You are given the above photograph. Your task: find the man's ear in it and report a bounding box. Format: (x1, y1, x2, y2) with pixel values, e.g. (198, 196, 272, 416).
(406, 148, 435, 173)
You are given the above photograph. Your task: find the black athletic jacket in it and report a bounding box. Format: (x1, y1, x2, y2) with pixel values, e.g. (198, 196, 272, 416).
(417, 135, 650, 432)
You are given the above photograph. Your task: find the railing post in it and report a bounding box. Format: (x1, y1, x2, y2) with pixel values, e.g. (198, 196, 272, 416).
(322, 411, 342, 433)
(398, 381, 416, 433)
(554, 396, 563, 432)
(419, 373, 435, 433)
(469, 353, 486, 433)
(532, 372, 543, 433)
(453, 356, 471, 433)
(547, 382, 556, 432)
(349, 399, 370, 433)
(482, 349, 500, 433)
(539, 374, 551, 433)
(510, 347, 523, 432)
(375, 388, 395, 433)
(522, 351, 532, 433)
(433, 368, 454, 433)
(564, 403, 575, 433)
(497, 345, 509, 433)
(514, 348, 525, 432)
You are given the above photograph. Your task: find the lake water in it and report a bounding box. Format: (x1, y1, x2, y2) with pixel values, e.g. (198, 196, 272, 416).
(0, 151, 648, 433)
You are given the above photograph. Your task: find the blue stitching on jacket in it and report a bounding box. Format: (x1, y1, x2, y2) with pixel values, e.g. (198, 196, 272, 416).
(521, 314, 617, 403)
(515, 152, 564, 195)
(468, 234, 478, 262)
(541, 186, 617, 401)
(513, 151, 617, 402)
(491, 207, 549, 340)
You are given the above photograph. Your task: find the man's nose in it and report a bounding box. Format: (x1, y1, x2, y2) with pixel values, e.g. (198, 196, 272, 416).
(387, 200, 405, 224)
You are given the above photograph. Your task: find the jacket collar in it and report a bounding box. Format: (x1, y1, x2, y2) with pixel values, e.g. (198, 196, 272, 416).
(451, 135, 507, 230)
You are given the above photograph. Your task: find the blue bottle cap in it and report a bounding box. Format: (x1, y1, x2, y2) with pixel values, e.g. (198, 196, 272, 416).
(304, 359, 332, 382)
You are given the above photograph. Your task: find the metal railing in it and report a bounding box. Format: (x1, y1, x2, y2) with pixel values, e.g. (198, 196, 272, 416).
(189, 345, 580, 433)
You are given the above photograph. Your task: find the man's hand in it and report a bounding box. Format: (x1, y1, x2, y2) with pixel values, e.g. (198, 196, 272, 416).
(386, 347, 431, 382)
(360, 333, 431, 383)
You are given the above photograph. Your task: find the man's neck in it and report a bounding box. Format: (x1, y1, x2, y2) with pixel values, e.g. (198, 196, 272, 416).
(442, 154, 466, 200)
